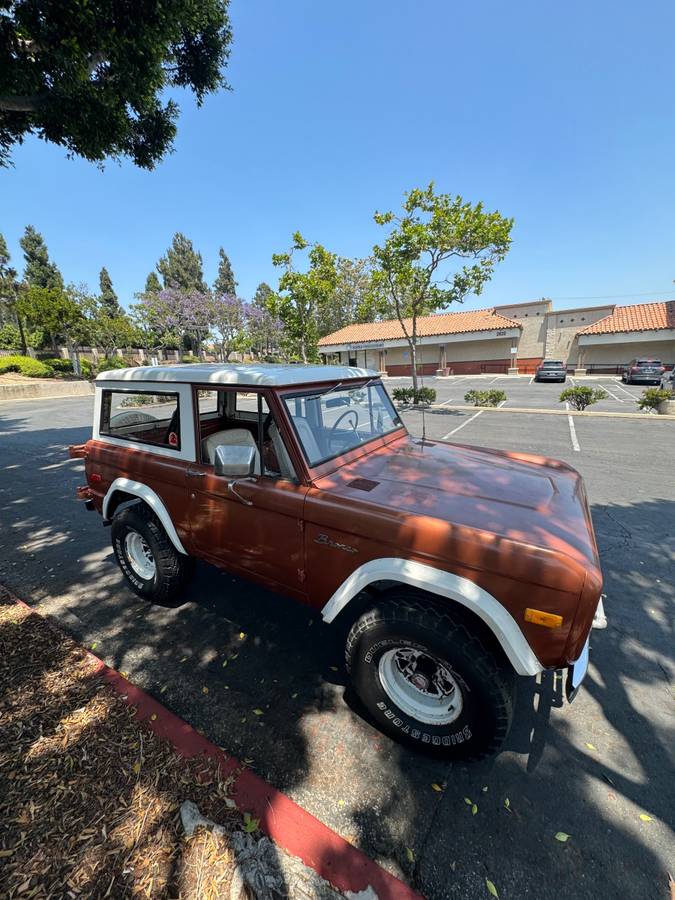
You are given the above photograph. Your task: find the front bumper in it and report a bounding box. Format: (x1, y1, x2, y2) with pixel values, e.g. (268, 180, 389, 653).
(565, 636, 590, 702)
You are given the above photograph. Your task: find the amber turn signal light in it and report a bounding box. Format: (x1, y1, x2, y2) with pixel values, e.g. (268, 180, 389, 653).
(524, 608, 563, 629)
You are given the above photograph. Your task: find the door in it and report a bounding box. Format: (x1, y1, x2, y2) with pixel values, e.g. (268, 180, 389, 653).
(187, 387, 308, 598)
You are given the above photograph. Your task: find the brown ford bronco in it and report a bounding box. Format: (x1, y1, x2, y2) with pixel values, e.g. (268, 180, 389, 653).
(69, 363, 602, 760)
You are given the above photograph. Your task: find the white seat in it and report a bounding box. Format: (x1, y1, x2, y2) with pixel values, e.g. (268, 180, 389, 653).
(202, 428, 260, 474)
(268, 421, 295, 479)
(293, 417, 323, 465)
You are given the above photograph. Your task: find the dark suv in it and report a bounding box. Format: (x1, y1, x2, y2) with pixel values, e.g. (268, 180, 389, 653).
(622, 359, 665, 385)
(534, 360, 567, 383)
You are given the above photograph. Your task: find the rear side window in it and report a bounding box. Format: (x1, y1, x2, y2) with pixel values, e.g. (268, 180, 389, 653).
(100, 390, 180, 449)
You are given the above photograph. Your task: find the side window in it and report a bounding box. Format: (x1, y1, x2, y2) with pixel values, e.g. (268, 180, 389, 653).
(195, 388, 296, 481)
(100, 390, 180, 449)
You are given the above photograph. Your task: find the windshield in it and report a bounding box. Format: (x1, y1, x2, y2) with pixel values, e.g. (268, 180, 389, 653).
(283, 381, 402, 466)
(636, 360, 661, 366)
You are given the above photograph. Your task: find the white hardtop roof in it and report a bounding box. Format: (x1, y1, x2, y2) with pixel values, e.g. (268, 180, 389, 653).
(95, 363, 377, 387)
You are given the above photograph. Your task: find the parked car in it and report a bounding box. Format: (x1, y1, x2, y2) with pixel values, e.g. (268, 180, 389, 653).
(534, 360, 567, 382)
(659, 368, 674, 393)
(622, 358, 665, 385)
(69, 363, 602, 760)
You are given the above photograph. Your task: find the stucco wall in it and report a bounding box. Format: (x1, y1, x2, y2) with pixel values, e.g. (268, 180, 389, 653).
(581, 339, 675, 367)
(545, 306, 614, 363)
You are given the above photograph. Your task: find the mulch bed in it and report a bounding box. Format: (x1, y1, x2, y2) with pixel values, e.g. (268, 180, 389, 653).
(0, 596, 244, 899)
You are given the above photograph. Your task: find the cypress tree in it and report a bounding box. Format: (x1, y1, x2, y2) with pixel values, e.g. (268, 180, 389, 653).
(99, 267, 123, 317)
(213, 247, 237, 295)
(19, 226, 64, 290)
(156, 233, 206, 292)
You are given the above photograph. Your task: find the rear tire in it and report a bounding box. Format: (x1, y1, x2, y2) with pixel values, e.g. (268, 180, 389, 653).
(345, 593, 515, 760)
(111, 504, 194, 604)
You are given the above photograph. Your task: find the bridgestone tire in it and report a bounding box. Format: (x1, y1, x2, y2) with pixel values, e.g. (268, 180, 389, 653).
(111, 504, 193, 604)
(345, 593, 515, 760)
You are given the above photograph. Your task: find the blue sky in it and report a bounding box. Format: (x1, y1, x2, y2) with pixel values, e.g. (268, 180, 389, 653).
(2, 0, 675, 312)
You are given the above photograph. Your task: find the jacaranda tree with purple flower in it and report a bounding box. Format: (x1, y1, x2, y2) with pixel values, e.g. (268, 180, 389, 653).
(209, 292, 247, 361)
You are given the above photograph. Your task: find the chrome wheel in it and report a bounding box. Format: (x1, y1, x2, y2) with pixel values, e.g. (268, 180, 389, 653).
(378, 647, 463, 725)
(124, 531, 156, 581)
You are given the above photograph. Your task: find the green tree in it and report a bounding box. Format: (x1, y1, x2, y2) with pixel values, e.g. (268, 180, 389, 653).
(144, 271, 162, 295)
(0, 232, 27, 353)
(157, 233, 207, 292)
(318, 257, 376, 337)
(372, 184, 513, 391)
(19, 226, 63, 290)
(98, 267, 122, 318)
(0, 0, 233, 169)
(17, 285, 89, 373)
(213, 248, 237, 295)
(272, 233, 338, 363)
(253, 282, 274, 310)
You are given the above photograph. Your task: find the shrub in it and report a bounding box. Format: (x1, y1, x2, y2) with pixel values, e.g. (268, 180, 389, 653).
(41, 357, 74, 374)
(100, 355, 135, 370)
(0, 355, 54, 378)
(637, 387, 673, 410)
(80, 358, 93, 379)
(464, 389, 507, 407)
(0, 323, 21, 350)
(559, 386, 608, 411)
(392, 387, 414, 404)
(414, 386, 436, 405)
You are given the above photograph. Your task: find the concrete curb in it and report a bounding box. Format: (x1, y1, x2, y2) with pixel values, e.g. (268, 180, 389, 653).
(402, 403, 675, 420)
(0, 380, 94, 402)
(6, 591, 422, 900)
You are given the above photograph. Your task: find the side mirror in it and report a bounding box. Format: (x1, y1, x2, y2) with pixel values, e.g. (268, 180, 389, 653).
(213, 444, 257, 478)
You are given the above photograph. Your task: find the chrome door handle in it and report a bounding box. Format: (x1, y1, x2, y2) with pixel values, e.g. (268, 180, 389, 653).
(187, 468, 206, 478)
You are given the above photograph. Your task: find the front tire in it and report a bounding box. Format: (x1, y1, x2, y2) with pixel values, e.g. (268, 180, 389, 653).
(346, 593, 515, 760)
(111, 504, 193, 604)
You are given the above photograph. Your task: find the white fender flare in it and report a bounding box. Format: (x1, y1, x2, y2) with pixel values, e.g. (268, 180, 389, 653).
(321, 558, 543, 677)
(102, 478, 187, 555)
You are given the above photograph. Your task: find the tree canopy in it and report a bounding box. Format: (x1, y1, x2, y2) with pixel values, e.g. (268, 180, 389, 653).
(19, 226, 63, 290)
(157, 233, 207, 292)
(372, 183, 513, 388)
(213, 248, 237, 295)
(98, 267, 122, 318)
(0, 0, 233, 168)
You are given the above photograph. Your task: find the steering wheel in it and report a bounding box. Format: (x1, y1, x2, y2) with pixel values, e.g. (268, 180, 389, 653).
(328, 409, 359, 451)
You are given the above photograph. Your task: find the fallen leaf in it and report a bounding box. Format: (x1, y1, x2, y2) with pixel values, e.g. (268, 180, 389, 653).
(222, 660, 228, 667)
(202, 686, 209, 694)
(471, 804, 478, 815)
(132, 762, 141, 775)
(337, 799, 346, 808)
(160, 685, 167, 694)
(554, 832, 570, 842)
(482, 786, 489, 793)
(585, 742, 597, 751)
(639, 813, 653, 822)
(0, 849, 14, 857)
(486, 878, 499, 898)
(330, 666, 338, 672)
(91, 642, 97, 651)
(239, 631, 246, 639)
(406, 847, 415, 863)
(432, 783, 443, 792)
(464, 797, 472, 805)
(243, 812, 259, 833)
(291, 692, 298, 699)
(504, 798, 511, 811)
(180, 657, 188, 663)
(252, 709, 264, 716)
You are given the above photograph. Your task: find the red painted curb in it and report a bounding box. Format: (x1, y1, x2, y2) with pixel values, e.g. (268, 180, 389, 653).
(9, 595, 423, 900)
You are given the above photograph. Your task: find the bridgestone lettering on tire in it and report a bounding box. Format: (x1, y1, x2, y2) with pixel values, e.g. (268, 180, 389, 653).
(345, 592, 515, 760)
(111, 504, 193, 604)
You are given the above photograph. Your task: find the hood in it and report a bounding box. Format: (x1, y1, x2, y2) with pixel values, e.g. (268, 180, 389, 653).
(313, 435, 599, 572)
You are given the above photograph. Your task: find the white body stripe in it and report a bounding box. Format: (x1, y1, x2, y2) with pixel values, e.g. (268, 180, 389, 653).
(102, 478, 187, 555)
(320, 558, 543, 676)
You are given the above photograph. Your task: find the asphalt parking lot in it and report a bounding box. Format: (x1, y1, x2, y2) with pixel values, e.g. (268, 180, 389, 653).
(0, 392, 673, 900)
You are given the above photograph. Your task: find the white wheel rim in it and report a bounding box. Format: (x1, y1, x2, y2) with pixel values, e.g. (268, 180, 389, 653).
(378, 647, 463, 725)
(124, 532, 156, 581)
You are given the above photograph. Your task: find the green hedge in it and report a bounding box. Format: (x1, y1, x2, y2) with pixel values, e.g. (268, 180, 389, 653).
(464, 389, 507, 407)
(41, 357, 74, 374)
(0, 355, 54, 378)
(392, 386, 437, 405)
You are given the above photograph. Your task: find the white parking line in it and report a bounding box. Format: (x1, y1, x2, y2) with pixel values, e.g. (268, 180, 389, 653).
(439, 397, 454, 406)
(442, 409, 483, 438)
(614, 382, 639, 400)
(489, 376, 501, 384)
(529, 376, 534, 384)
(565, 402, 581, 451)
(601, 384, 624, 402)
(569, 376, 576, 386)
